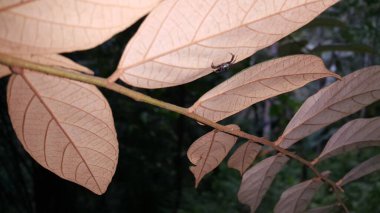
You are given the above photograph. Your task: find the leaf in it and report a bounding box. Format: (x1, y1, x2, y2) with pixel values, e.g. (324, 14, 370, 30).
(1, 54, 93, 75)
(337, 154, 380, 186)
(111, 0, 339, 88)
(0, 0, 161, 54)
(7, 69, 118, 195)
(187, 124, 239, 187)
(188, 55, 340, 122)
(238, 154, 289, 212)
(227, 140, 261, 175)
(314, 117, 380, 163)
(276, 66, 380, 148)
(306, 204, 336, 213)
(274, 172, 329, 213)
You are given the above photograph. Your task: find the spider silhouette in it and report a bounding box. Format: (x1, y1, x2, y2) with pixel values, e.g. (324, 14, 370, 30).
(211, 53, 236, 73)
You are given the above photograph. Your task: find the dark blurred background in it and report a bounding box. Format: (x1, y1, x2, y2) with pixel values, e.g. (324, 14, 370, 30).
(1, 0, 379, 212)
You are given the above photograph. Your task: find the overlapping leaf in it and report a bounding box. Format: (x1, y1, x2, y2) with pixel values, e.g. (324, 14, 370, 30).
(0, 0, 161, 53)
(274, 172, 329, 213)
(227, 140, 261, 175)
(314, 117, 380, 163)
(111, 0, 339, 88)
(189, 55, 340, 122)
(187, 124, 239, 187)
(337, 155, 380, 186)
(7, 69, 118, 194)
(238, 154, 289, 212)
(276, 66, 380, 148)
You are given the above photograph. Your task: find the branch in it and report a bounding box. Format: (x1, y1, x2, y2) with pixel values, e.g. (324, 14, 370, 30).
(0, 53, 346, 210)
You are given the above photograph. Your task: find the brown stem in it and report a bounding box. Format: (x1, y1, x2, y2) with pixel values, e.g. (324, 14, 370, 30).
(0, 53, 345, 208)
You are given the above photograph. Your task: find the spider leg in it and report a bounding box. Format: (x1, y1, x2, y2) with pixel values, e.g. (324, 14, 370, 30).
(228, 53, 236, 63)
(232, 55, 237, 64)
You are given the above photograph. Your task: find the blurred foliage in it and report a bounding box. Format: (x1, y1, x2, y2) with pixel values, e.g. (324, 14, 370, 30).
(1, 1, 379, 213)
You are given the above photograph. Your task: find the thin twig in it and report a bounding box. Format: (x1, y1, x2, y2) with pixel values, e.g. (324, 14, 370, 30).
(0, 53, 346, 208)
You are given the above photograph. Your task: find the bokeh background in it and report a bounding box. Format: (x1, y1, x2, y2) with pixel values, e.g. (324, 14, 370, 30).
(1, 0, 379, 212)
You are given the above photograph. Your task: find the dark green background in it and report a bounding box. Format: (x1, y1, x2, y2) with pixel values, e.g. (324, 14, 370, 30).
(1, 1, 379, 212)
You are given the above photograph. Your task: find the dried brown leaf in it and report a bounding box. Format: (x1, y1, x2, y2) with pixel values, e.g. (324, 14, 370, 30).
(337, 155, 380, 186)
(276, 66, 380, 148)
(111, 0, 339, 88)
(238, 154, 289, 212)
(187, 124, 239, 187)
(306, 204, 336, 213)
(0, 0, 161, 53)
(189, 55, 340, 122)
(7, 69, 118, 194)
(274, 172, 329, 213)
(227, 141, 261, 175)
(314, 117, 380, 163)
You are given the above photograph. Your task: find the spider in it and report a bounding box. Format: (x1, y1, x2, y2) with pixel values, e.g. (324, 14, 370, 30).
(211, 53, 236, 73)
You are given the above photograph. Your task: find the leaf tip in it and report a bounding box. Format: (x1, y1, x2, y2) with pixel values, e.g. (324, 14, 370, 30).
(331, 72, 343, 80)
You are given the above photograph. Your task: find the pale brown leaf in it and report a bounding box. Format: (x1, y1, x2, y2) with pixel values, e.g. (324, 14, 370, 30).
(187, 124, 239, 187)
(276, 66, 380, 148)
(306, 204, 336, 213)
(111, 0, 339, 88)
(227, 140, 261, 175)
(337, 155, 380, 186)
(274, 172, 329, 213)
(0, 0, 161, 53)
(7, 69, 118, 194)
(188, 55, 340, 122)
(238, 154, 289, 212)
(314, 117, 380, 163)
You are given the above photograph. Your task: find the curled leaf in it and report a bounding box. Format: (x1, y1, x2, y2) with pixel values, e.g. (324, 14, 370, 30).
(337, 155, 380, 186)
(0, 0, 161, 53)
(277, 66, 380, 148)
(187, 124, 239, 187)
(274, 172, 329, 213)
(238, 154, 289, 212)
(189, 55, 340, 122)
(314, 117, 380, 163)
(227, 140, 261, 175)
(111, 0, 339, 88)
(7, 69, 118, 194)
